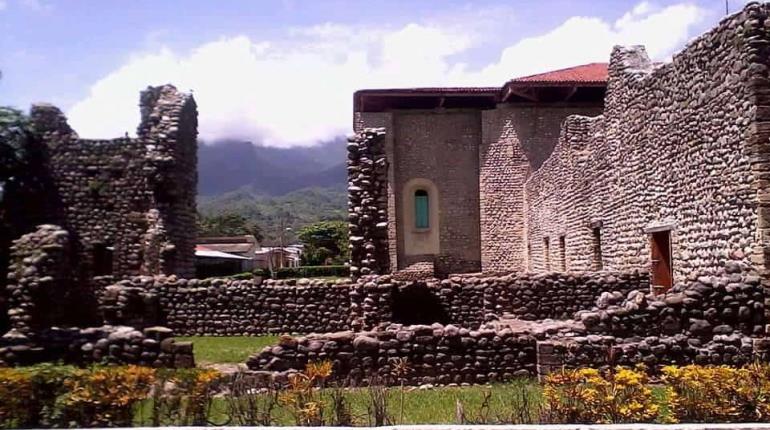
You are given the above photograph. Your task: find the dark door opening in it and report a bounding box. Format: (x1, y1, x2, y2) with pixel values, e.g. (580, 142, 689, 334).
(391, 283, 449, 325)
(650, 230, 673, 291)
(93, 243, 113, 276)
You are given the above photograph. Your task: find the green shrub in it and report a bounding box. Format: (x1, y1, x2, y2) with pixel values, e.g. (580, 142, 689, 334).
(147, 368, 221, 426)
(274, 265, 349, 279)
(0, 364, 75, 428)
(662, 363, 770, 422)
(252, 268, 270, 278)
(57, 365, 155, 427)
(543, 366, 659, 424)
(226, 271, 255, 280)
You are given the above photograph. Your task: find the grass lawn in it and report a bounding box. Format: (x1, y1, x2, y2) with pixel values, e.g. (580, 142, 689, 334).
(134, 379, 545, 426)
(134, 380, 672, 426)
(176, 335, 280, 364)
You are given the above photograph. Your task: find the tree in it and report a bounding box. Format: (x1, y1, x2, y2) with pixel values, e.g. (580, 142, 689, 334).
(0, 107, 32, 198)
(297, 220, 348, 265)
(197, 212, 264, 242)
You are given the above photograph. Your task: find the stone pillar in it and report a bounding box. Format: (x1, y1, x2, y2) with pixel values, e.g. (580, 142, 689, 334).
(348, 128, 389, 279)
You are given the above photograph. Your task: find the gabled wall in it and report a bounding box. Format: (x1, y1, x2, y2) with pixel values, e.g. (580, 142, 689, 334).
(480, 104, 603, 273)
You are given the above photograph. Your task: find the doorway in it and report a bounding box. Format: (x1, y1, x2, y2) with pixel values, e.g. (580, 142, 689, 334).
(650, 230, 673, 291)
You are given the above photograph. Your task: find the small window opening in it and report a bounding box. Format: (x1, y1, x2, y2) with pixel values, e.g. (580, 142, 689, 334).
(414, 190, 429, 229)
(543, 237, 550, 271)
(559, 236, 567, 271)
(592, 227, 603, 271)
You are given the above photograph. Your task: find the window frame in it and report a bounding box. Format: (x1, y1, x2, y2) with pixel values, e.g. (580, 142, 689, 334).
(414, 189, 430, 230)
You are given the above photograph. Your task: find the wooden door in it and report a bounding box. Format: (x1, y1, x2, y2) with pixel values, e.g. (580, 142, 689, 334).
(650, 230, 672, 291)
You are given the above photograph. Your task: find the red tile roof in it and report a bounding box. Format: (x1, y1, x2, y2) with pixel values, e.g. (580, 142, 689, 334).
(354, 87, 499, 96)
(506, 63, 608, 86)
(354, 63, 608, 111)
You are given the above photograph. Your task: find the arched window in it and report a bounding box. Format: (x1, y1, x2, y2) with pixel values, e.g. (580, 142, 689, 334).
(414, 189, 429, 229)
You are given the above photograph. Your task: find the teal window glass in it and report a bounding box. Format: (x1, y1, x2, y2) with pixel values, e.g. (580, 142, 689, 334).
(415, 190, 429, 229)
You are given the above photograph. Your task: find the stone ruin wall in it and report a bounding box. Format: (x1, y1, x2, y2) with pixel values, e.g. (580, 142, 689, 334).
(245, 266, 768, 385)
(525, 4, 770, 284)
(100, 271, 646, 336)
(479, 105, 603, 273)
(353, 113, 399, 273)
(0, 85, 198, 366)
(0, 225, 193, 367)
(137, 86, 199, 278)
(247, 324, 537, 386)
(5, 85, 199, 326)
(27, 85, 197, 284)
(5, 225, 74, 334)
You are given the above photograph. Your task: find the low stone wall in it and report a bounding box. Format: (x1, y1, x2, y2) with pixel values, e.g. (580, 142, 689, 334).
(0, 325, 193, 368)
(104, 277, 354, 336)
(102, 271, 650, 335)
(576, 263, 766, 338)
(246, 323, 537, 386)
(458, 271, 648, 321)
(538, 334, 770, 376)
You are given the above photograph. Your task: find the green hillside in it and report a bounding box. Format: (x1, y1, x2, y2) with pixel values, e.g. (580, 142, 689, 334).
(197, 186, 346, 243)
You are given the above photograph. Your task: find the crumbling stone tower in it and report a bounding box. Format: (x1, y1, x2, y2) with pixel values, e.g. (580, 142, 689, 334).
(1, 85, 197, 329)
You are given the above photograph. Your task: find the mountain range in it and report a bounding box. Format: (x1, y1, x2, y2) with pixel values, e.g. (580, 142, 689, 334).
(198, 137, 347, 196)
(196, 137, 349, 242)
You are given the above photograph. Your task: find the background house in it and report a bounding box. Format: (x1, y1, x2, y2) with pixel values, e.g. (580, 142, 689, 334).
(195, 235, 259, 277)
(254, 244, 302, 271)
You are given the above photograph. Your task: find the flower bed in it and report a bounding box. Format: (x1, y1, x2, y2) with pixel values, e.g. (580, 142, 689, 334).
(4, 363, 770, 427)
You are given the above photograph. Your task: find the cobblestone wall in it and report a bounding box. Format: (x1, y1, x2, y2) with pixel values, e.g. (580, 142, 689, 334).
(0, 325, 194, 368)
(246, 324, 537, 386)
(5, 225, 75, 334)
(102, 271, 647, 335)
(479, 105, 602, 273)
(576, 263, 766, 338)
(525, 4, 770, 283)
(0, 85, 198, 368)
(536, 334, 770, 377)
(103, 277, 355, 335)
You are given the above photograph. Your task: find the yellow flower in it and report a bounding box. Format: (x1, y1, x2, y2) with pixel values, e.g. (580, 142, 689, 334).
(305, 360, 333, 380)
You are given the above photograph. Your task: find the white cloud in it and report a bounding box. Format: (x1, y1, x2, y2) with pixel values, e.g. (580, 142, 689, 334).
(67, 2, 707, 146)
(0, 1, 7, 11)
(476, 2, 705, 84)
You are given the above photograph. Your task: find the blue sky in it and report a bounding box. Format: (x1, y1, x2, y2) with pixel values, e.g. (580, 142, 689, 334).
(0, 0, 749, 146)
